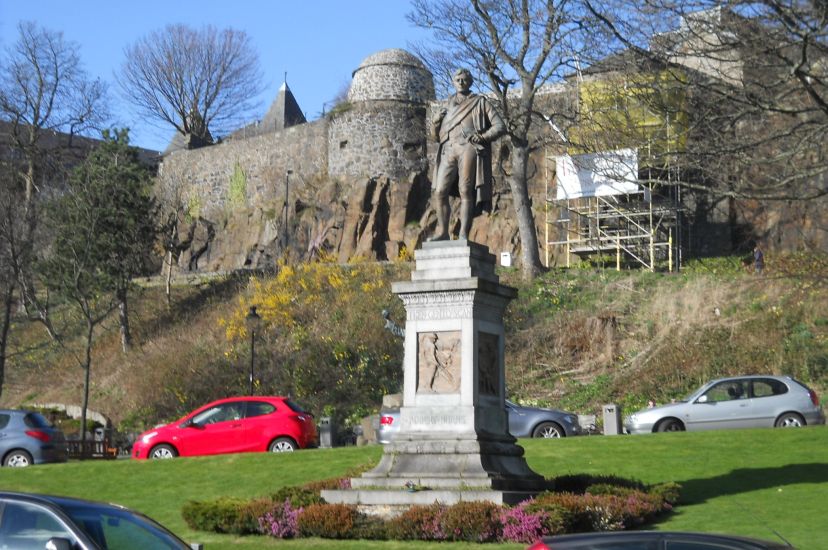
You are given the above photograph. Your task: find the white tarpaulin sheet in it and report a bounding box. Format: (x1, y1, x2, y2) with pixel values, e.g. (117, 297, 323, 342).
(556, 149, 639, 200)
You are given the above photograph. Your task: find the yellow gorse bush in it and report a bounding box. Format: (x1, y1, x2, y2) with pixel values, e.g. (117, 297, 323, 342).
(220, 257, 390, 343)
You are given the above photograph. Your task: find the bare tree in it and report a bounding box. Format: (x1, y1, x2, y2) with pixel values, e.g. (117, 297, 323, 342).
(409, 0, 609, 279)
(118, 24, 264, 149)
(0, 21, 108, 207)
(154, 162, 192, 308)
(0, 22, 108, 341)
(585, 0, 828, 202)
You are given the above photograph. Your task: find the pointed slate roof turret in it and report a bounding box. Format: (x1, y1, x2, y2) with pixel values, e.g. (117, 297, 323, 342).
(261, 81, 306, 132)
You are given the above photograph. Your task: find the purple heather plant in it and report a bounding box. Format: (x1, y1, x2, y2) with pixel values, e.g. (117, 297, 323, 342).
(500, 501, 550, 543)
(258, 499, 302, 539)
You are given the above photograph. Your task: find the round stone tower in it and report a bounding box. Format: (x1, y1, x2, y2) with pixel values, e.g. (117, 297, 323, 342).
(328, 48, 435, 181)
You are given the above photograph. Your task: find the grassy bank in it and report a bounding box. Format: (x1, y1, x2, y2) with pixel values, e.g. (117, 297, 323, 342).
(5, 254, 827, 439)
(0, 427, 825, 549)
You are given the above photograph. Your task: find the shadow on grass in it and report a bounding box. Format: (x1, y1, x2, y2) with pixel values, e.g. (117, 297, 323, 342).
(676, 463, 828, 504)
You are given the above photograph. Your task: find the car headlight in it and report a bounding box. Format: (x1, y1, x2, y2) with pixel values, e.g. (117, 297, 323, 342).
(564, 415, 577, 424)
(141, 431, 158, 445)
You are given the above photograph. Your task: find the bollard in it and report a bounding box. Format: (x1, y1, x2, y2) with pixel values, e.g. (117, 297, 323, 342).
(319, 417, 335, 448)
(602, 403, 622, 435)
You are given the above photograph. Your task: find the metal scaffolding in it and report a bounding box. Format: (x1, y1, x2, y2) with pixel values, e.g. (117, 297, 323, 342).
(545, 156, 683, 272)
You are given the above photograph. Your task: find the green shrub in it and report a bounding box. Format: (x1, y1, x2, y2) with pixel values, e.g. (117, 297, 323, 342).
(349, 514, 388, 540)
(530, 490, 667, 532)
(440, 501, 501, 542)
(297, 503, 359, 538)
(270, 486, 323, 507)
(387, 504, 446, 540)
(552, 474, 646, 494)
(302, 476, 350, 492)
(586, 484, 637, 497)
(650, 481, 682, 505)
(181, 497, 261, 534)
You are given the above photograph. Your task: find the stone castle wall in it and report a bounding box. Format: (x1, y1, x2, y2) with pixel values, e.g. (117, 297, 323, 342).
(328, 101, 429, 181)
(161, 119, 329, 217)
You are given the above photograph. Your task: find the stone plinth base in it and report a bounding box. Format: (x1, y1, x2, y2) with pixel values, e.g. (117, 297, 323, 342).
(321, 432, 551, 510)
(352, 432, 547, 492)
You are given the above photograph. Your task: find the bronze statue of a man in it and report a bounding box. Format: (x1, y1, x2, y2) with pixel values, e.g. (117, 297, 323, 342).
(430, 68, 506, 241)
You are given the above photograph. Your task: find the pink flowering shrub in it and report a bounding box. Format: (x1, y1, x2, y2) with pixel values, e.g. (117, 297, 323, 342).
(257, 499, 302, 538)
(499, 500, 551, 543)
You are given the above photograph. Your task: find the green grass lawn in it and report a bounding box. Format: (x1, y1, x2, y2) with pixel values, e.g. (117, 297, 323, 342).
(0, 427, 826, 549)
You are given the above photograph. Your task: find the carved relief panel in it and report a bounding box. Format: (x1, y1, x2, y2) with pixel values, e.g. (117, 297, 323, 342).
(417, 331, 461, 394)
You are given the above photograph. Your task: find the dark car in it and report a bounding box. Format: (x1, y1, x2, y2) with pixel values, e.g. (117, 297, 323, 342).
(378, 400, 581, 444)
(0, 410, 68, 467)
(132, 396, 317, 459)
(0, 491, 195, 549)
(527, 531, 793, 549)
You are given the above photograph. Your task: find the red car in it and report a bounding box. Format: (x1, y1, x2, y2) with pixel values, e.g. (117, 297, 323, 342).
(132, 396, 317, 459)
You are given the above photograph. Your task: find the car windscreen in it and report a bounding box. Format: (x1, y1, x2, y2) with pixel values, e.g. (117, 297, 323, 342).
(59, 501, 189, 549)
(284, 399, 311, 415)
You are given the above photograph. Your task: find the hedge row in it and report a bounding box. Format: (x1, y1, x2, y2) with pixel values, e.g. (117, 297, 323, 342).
(182, 475, 681, 543)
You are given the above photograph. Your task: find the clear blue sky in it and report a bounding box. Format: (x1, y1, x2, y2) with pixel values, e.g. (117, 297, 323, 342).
(0, 1, 431, 152)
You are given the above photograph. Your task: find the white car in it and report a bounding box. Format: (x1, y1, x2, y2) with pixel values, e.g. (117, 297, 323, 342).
(625, 375, 825, 434)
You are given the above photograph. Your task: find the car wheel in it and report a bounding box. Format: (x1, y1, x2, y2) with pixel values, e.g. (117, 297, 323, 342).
(149, 444, 177, 459)
(3, 450, 33, 467)
(269, 437, 297, 452)
(775, 412, 805, 428)
(656, 418, 684, 432)
(532, 422, 564, 438)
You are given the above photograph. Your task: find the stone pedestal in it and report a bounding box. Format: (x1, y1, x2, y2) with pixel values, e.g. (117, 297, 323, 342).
(322, 241, 547, 510)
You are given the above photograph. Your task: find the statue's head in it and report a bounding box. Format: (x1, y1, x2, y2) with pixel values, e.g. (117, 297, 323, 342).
(452, 68, 473, 93)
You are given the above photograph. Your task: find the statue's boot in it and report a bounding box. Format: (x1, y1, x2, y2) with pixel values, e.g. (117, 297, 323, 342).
(458, 199, 474, 241)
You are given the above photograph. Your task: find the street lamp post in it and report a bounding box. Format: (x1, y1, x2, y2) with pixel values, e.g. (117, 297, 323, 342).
(283, 169, 293, 250)
(245, 306, 261, 395)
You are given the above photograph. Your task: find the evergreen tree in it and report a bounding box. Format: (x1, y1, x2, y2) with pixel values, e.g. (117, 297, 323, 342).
(40, 128, 157, 446)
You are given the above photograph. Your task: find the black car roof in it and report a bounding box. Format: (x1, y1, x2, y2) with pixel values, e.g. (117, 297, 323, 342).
(0, 491, 127, 511)
(543, 530, 790, 549)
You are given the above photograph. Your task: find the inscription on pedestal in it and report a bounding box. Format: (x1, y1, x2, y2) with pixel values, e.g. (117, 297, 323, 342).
(417, 331, 461, 394)
(408, 414, 466, 425)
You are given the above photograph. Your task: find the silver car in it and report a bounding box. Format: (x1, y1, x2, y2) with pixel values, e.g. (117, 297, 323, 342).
(625, 375, 825, 434)
(0, 410, 68, 467)
(377, 400, 581, 444)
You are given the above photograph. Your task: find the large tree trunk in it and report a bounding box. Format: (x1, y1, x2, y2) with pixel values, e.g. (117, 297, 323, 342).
(165, 250, 173, 309)
(0, 284, 14, 400)
(509, 138, 543, 279)
(117, 286, 131, 353)
(80, 318, 93, 457)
